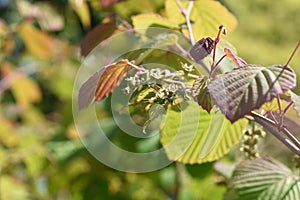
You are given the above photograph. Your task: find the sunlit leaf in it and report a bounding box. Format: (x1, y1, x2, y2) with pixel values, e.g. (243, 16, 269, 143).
(1, 175, 30, 200)
(160, 101, 247, 164)
(0, 20, 15, 56)
(114, 0, 165, 18)
(69, 0, 91, 29)
(11, 77, 41, 108)
(191, 76, 213, 113)
(289, 90, 300, 117)
(207, 64, 297, 123)
(165, 0, 237, 40)
(81, 21, 117, 56)
(132, 13, 178, 29)
(229, 156, 300, 200)
(0, 118, 18, 147)
(78, 59, 133, 110)
(17, 22, 54, 59)
(24, 152, 47, 176)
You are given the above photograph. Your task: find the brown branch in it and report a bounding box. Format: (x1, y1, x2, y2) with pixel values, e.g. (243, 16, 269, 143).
(251, 111, 300, 156)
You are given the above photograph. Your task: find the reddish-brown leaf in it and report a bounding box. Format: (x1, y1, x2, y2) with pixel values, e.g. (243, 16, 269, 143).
(224, 48, 247, 67)
(81, 21, 117, 56)
(78, 59, 133, 110)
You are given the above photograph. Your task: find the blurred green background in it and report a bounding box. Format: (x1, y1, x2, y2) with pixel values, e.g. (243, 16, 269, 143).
(0, 0, 299, 199)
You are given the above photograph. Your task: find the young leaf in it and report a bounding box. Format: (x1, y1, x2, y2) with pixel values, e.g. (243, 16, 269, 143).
(191, 76, 213, 113)
(189, 37, 214, 63)
(207, 64, 297, 123)
(160, 101, 247, 164)
(78, 59, 133, 110)
(289, 90, 300, 117)
(224, 48, 247, 67)
(229, 157, 300, 200)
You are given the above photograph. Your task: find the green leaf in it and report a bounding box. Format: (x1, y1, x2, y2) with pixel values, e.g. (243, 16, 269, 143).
(207, 64, 297, 123)
(165, 0, 237, 40)
(48, 140, 83, 161)
(289, 90, 300, 117)
(132, 13, 178, 29)
(160, 101, 247, 164)
(191, 76, 213, 113)
(229, 156, 300, 200)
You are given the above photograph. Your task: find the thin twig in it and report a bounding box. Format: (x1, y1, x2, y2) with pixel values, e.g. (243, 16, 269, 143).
(283, 101, 294, 115)
(210, 54, 226, 77)
(174, 42, 189, 57)
(211, 25, 223, 69)
(286, 40, 300, 66)
(251, 111, 300, 155)
(174, 162, 186, 200)
(186, 1, 195, 45)
(127, 61, 146, 71)
(277, 95, 282, 112)
(251, 111, 300, 156)
(175, 0, 195, 45)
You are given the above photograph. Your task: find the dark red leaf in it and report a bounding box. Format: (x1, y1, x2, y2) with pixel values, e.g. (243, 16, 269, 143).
(207, 64, 297, 123)
(81, 22, 117, 56)
(189, 37, 214, 63)
(191, 76, 213, 113)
